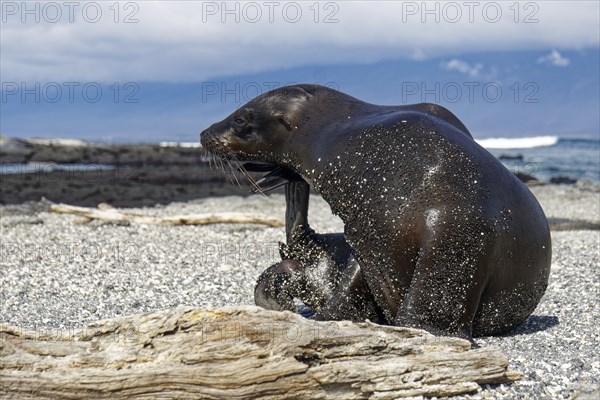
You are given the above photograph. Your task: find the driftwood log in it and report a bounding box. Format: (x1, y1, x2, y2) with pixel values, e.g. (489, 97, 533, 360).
(1, 306, 520, 399)
(50, 203, 284, 227)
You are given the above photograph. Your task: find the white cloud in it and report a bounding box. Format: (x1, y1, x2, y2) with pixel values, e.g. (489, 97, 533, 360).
(0, 1, 597, 82)
(537, 50, 571, 67)
(442, 59, 484, 78)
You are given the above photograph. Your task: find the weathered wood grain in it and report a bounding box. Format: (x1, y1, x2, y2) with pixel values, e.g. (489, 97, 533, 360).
(50, 203, 284, 227)
(0, 306, 521, 399)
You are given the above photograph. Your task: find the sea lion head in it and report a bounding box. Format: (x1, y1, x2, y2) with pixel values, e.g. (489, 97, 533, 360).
(200, 85, 317, 165)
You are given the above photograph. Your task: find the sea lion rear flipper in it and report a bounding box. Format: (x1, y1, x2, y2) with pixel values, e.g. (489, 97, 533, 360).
(394, 225, 493, 339)
(254, 260, 304, 312)
(312, 255, 383, 323)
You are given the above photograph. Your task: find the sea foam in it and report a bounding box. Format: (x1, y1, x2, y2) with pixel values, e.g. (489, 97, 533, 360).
(475, 136, 559, 149)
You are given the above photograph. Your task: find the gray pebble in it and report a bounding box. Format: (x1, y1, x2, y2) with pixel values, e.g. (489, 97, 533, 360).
(1, 188, 598, 399)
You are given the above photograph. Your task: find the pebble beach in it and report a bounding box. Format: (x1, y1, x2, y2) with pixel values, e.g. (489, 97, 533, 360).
(1, 182, 599, 399)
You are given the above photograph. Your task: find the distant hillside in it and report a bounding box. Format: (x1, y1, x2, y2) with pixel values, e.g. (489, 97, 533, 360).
(1, 49, 598, 142)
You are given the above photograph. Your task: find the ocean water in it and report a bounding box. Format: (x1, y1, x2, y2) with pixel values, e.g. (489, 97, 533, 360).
(2, 136, 599, 183)
(477, 136, 600, 183)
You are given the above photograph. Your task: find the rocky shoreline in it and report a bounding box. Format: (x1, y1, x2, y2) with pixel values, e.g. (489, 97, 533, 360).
(0, 137, 278, 206)
(0, 137, 594, 208)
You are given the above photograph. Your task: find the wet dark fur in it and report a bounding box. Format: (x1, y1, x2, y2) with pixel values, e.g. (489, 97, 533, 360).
(200, 84, 552, 339)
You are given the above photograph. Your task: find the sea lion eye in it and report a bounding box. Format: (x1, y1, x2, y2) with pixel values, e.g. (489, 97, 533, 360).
(233, 117, 246, 127)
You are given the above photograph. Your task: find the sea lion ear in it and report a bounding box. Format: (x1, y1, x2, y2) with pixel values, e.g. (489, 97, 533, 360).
(273, 112, 293, 131)
(292, 86, 314, 101)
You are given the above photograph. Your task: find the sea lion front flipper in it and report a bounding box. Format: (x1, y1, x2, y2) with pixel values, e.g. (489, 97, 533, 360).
(284, 179, 311, 242)
(254, 179, 311, 312)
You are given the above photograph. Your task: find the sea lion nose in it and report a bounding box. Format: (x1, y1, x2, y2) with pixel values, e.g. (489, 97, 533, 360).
(199, 128, 213, 146)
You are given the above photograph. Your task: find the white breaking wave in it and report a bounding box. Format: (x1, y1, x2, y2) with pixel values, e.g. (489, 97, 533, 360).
(26, 138, 88, 147)
(159, 141, 201, 148)
(475, 136, 559, 149)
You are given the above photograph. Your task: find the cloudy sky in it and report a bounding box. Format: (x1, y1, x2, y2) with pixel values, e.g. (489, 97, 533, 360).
(2, 1, 598, 82)
(1, 1, 599, 141)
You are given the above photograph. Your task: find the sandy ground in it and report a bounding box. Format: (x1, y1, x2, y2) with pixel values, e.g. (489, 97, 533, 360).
(1, 184, 599, 399)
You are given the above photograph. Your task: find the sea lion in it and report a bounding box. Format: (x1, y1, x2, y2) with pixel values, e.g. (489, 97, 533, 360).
(200, 84, 552, 338)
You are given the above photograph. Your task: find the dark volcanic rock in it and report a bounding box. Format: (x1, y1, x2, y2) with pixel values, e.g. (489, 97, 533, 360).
(0, 138, 276, 207)
(514, 171, 540, 184)
(0, 138, 204, 165)
(0, 164, 267, 207)
(550, 176, 578, 185)
(499, 154, 524, 161)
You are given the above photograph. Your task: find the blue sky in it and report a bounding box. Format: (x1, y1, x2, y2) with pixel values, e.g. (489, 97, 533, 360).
(1, 1, 599, 142)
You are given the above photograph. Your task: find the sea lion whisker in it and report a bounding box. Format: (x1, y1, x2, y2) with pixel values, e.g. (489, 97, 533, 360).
(222, 155, 237, 186)
(213, 154, 219, 171)
(216, 154, 230, 184)
(202, 146, 216, 171)
(207, 150, 214, 170)
(206, 151, 212, 170)
(232, 157, 268, 197)
(225, 158, 242, 187)
(200, 143, 243, 187)
(223, 161, 234, 186)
